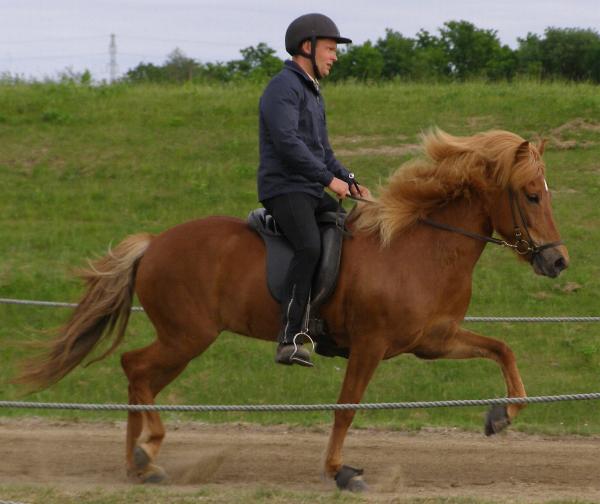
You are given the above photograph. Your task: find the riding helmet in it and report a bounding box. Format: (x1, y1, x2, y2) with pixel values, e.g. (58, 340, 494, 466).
(285, 13, 352, 56)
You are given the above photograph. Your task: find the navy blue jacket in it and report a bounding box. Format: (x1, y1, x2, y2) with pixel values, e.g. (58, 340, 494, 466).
(257, 60, 351, 202)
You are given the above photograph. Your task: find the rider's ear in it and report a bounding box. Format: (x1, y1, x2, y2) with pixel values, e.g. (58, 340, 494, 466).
(301, 39, 312, 54)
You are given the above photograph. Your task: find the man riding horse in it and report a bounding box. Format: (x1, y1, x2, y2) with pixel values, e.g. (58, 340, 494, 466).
(14, 14, 569, 494)
(257, 13, 370, 367)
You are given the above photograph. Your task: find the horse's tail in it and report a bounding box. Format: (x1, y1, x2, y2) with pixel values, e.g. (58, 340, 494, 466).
(14, 232, 154, 392)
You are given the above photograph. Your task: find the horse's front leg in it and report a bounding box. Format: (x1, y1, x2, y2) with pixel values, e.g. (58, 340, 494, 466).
(324, 338, 387, 492)
(442, 326, 526, 435)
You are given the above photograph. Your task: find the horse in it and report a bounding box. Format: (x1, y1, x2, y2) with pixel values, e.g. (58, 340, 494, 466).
(16, 128, 569, 491)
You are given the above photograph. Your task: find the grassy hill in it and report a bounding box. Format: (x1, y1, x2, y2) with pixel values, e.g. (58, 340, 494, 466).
(1, 80, 599, 434)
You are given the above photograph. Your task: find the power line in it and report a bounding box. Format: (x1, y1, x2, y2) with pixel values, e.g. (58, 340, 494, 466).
(0, 34, 250, 48)
(0, 51, 179, 62)
(119, 35, 244, 47)
(0, 35, 106, 45)
(119, 52, 169, 58)
(0, 53, 106, 62)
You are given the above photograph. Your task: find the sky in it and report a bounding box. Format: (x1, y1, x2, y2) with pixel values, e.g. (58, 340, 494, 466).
(1, 0, 599, 81)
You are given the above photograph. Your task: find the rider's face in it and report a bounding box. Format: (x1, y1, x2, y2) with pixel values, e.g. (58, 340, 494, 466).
(300, 38, 338, 78)
(314, 39, 338, 78)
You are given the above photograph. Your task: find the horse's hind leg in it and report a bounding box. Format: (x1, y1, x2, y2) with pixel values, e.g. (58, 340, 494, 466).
(121, 328, 217, 482)
(442, 327, 526, 435)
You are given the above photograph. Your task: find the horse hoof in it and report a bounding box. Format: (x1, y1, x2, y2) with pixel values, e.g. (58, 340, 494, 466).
(141, 464, 168, 484)
(485, 404, 511, 436)
(335, 465, 368, 492)
(133, 446, 151, 469)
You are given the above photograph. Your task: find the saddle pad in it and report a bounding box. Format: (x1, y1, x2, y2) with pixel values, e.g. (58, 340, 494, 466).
(247, 208, 345, 309)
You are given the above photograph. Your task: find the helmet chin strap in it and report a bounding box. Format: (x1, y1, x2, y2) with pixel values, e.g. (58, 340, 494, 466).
(298, 36, 322, 80)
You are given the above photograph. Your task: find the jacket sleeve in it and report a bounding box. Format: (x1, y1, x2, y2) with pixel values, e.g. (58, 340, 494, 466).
(260, 79, 334, 187)
(322, 126, 351, 183)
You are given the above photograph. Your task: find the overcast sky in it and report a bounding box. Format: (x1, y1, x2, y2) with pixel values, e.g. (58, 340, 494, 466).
(1, 0, 599, 81)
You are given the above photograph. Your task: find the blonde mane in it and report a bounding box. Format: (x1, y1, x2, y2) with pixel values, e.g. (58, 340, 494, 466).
(352, 128, 545, 246)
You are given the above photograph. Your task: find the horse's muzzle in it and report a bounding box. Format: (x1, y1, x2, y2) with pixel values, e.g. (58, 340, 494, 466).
(532, 247, 569, 278)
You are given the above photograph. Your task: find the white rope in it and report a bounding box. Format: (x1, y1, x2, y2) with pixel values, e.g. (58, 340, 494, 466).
(2, 393, 600, 413)
(1, 297, 599, 322)
(0, 297, 144, 311)
(465, 316, 600, 322)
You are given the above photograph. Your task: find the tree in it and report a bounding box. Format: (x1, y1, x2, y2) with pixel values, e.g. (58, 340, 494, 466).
(226, 43, 283, 82)
(126, 62, 168, 83)
(163, 48, 201, 83)
(540, 28, 600, 81)
(375, 29, 416, 79)
(439, 20, 511, 80)
(121, 24, 599, 85)
(413, 29, 451, 80)
(485, 44, 518, 80)
(516, 33, 543, 79)
(240, 43, 283, 77)
(333, 41, 384, 81)
(200, 61, 234, 82)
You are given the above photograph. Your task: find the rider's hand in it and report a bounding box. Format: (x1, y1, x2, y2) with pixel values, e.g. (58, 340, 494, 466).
(347, 172, 372, 200)
(328, 177, 350, 199)
(350, 183, 372, 200)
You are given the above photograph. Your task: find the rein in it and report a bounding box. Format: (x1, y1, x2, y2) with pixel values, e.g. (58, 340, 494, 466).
(347, 191, 563, 259)
(419, 217, 528, 252)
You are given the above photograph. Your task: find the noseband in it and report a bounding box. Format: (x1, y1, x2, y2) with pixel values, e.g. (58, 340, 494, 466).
(419, 189, 563, 261)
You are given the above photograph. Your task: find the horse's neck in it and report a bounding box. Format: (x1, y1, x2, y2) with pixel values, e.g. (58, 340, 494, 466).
(430, 194, 492, 236)
(424, 194, 492, 265)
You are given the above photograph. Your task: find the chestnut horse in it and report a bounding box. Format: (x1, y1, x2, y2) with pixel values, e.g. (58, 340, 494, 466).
(17, 129, 569, 490)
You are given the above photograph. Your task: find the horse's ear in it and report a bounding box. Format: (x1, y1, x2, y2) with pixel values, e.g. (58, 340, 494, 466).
(537, 138, 546, 156)
(515, 140, 530, 160)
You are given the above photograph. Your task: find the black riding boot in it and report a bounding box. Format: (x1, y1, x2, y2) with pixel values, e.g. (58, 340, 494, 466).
(274, 285, 313, 367)
(262, 193, 334, 368)
(275, 340, 313, 367)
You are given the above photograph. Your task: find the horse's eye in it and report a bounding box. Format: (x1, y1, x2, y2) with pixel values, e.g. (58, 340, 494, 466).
(526, 193, 540, 204)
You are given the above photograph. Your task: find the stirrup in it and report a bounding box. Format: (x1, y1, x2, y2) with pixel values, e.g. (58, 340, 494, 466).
(275, 332, 315, 367)
(290, 331, 315, 366)
(292, 331, 315, 355)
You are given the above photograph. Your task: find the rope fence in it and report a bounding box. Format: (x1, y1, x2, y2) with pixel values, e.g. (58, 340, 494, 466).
(1, 297, 599, 322)
(2, 296, 600, 414)
(2, 393, 600, 412)
(0, 297, 144, 312)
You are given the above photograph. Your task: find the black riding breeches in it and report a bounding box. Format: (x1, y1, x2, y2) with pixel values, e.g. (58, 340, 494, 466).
(262, 192, 339, 342)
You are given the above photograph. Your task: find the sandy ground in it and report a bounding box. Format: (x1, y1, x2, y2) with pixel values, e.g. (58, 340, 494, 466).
(1, 418, 600, 502)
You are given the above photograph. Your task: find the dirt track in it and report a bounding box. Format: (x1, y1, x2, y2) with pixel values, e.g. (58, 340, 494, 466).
(1, 418, 600, 502)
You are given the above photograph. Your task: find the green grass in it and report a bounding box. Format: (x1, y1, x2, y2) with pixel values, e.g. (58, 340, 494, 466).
(0, 483, 595, 503)
(1, 80, 600, 434)
(0, 484, 502, 504)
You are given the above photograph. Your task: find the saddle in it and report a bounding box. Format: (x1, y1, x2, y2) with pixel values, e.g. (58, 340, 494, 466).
(247, 208, 350, 358)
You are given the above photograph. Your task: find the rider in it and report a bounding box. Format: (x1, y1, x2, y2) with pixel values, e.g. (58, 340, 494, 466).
(257, 13, 370, 367)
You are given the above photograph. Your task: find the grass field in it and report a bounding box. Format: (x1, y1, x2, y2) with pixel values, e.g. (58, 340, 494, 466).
(1, 485, 596, 504)
(0, 484, 531, 504)
(1, 80, 599, 436)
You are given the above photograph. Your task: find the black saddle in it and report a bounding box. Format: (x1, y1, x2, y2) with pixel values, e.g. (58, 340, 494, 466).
(247, 207, 350, 358)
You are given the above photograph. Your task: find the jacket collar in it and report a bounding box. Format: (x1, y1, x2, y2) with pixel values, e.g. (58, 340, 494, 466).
(284, 60, 320, 94)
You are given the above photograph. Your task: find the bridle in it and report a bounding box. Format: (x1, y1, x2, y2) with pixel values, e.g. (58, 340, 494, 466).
(349, 189, 563, 261)
(421, 188, 563, 261)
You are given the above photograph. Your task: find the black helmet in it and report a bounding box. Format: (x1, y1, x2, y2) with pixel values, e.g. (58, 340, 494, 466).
(285, 13, 352, 56)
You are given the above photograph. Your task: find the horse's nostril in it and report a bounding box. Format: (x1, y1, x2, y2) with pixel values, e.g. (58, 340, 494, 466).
(554, 257, 567, 271)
